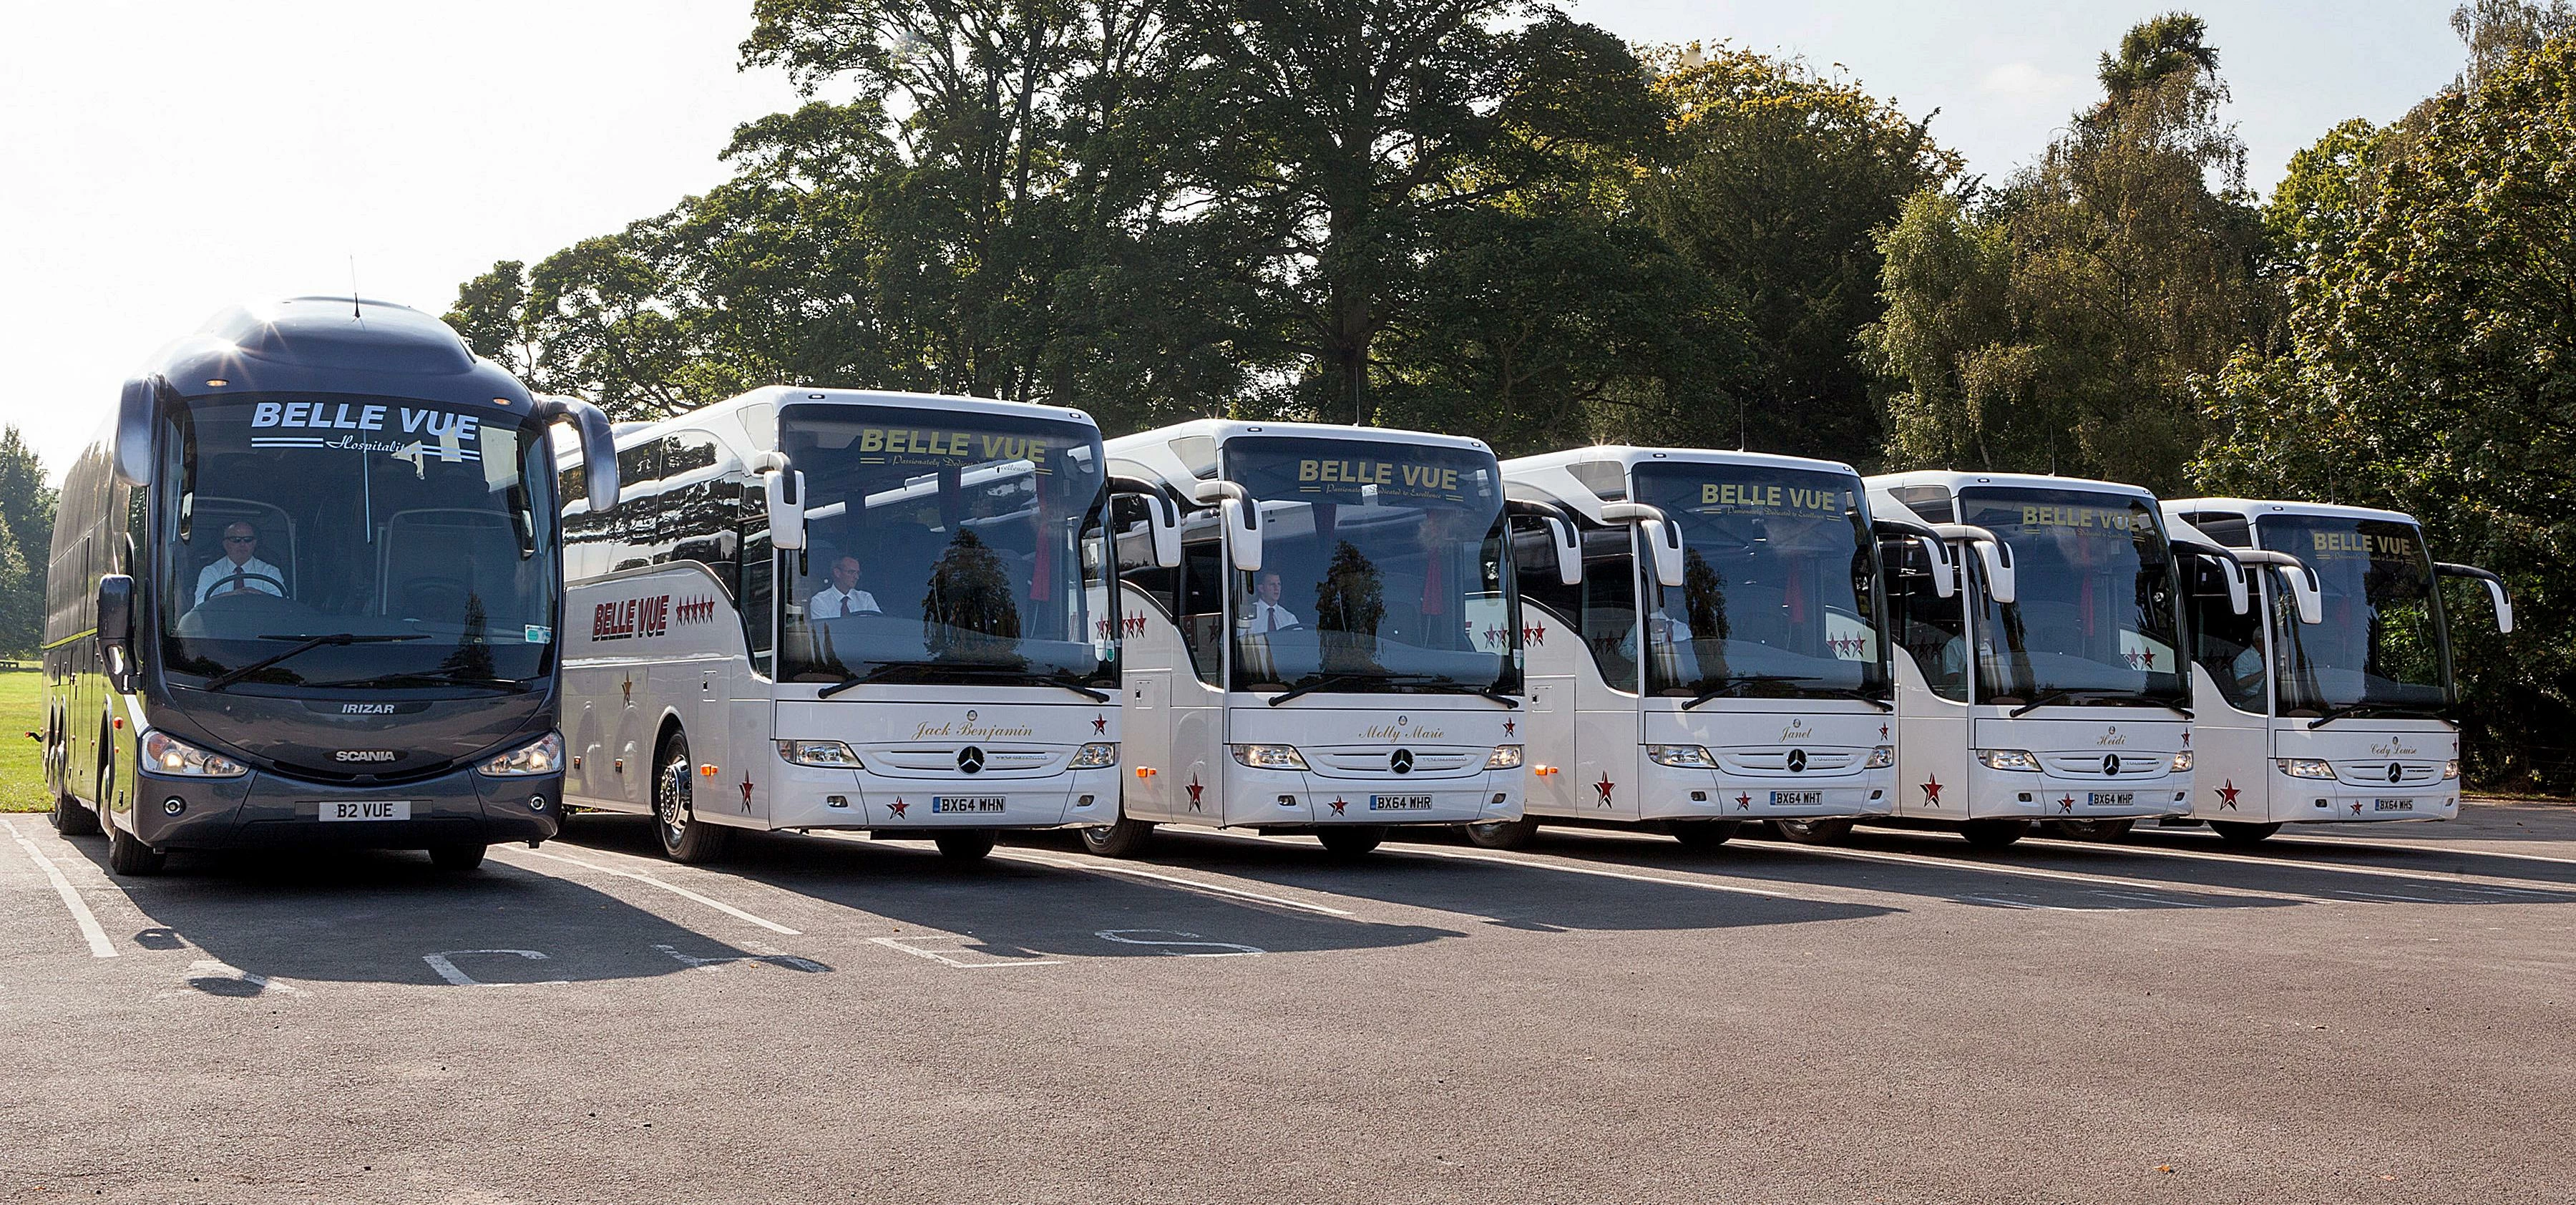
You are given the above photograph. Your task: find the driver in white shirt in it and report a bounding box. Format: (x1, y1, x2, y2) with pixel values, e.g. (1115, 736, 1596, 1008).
(809, 555, 882, 619)
(194, 521, 287, 605)
(1242, 570, 1300, 633)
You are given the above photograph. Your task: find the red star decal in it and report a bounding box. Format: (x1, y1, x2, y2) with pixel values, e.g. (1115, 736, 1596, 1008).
(2181, 731, 2191, 748)
(1329, 797, 1348, 815)
(887, 798, 907, 818)
(1525, 621, 1546, 645)
(2215, 779, 2241, 809)
(1092, 713, 1108, 735)
(1502, 718, 1516, 736)
(739, 773, 754, 805)
(2351, 801, 2365, 815)
(2059, 794, 2076, 813)
(1880, 723, 1891, 740)
(1594, 774, 1615, 807)
(1921, 775, 1943, 806)
(1186, 775, 1204, 811)
(1736, 791, 1753, 811)
(620, 674, 633, 703)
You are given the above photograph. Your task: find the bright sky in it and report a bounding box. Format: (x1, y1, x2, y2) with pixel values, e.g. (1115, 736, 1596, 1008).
(3, 1, 2469, 484)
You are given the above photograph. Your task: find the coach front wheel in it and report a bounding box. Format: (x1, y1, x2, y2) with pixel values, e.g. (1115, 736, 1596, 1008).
(1669, 819, 1742, 849)
(1959, 819, 2030, 849)
(106, 819, 165, 877)
(1079, 812, 1156, 858)
(1463, 817, 1538, 849)
(1317, 826, 1387, 857)
(2053, 818, 2135, 842)
(654, 735, 732, 864)
(428, 844, 487, 872)
(1769, 816, 1854, 845)
(2210, 821, 2280, 846)
(934, 831, 997, 862)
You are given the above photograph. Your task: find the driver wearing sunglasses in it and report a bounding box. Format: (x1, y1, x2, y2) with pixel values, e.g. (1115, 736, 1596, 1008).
(194, 520, 288, 604)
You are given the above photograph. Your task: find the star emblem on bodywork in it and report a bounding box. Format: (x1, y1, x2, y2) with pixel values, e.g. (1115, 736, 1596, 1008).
(1594, 774, 1615, 806)
(887, 798, 908, 818)
(1186, 775, 1204, 811)
(1329, 797, 1347, 815)
(1092, 713, 1108, 735)
(1736, 791, 1752, 811)
(1921, 775, 1943, 806)
(2215, 779, 2240, 809)
(740, 773, 755, 806)
(620, 673, 633, 703)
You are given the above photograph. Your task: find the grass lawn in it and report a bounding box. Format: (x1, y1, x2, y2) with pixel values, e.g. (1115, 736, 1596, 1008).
(0, 670, 44, 811)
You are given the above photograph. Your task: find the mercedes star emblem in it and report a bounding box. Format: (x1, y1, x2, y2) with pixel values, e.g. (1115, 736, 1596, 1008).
(1787, 748, 1808, 774)
(2103, 753, 2121, 776)
(957, 746, 986, 774)
(1390, 748, 1415, 775)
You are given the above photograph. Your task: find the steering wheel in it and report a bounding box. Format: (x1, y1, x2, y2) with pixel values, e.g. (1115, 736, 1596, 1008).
(204, 570, 288, 600)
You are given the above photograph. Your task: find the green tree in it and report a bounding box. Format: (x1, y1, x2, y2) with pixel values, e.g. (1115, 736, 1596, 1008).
(0, 428, 55, 656)
(1634, 44, 1959, 462)
(1863, 11, 2269, 490)
(2198, 32, 2576, 789)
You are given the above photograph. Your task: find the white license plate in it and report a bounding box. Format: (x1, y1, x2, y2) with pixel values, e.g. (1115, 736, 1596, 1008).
(2087, 792, 2135, 808)
(1770, 790, 1823, 806)
(2373, 798, 2414, 811)
(321, 799, 412, 822)
(1369, 795, 1433, 811)
(932, 796, 1006, 814)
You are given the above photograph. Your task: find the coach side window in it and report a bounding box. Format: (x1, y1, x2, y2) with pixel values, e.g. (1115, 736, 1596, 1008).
(1113, 494, 1179, 616)
(1509, 515, 1579, 635)
(1177, 518, 1226, 686)
(613, 439, 664, 572)
(1580, 525, 1639, 693)
(738, 478, 774, 675)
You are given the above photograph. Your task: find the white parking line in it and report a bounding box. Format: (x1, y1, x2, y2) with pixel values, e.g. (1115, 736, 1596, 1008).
(1385, 844, 1800, 899)
(1, 816, 117, 958)
(2029, 834, 2576, 895)
(1958, 894, 2102, 913)
(512, 848, 801, 935)
(870, 935, 1063, 969)
(992, 849, 1360, 917)
(2268, 835, 2576, 868)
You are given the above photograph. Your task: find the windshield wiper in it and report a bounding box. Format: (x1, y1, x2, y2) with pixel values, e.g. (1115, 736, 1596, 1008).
(817, 663, 1111, 702)
(307, 670, 530, 694)
(1683, 677, 1893, 713)
(1267, 673, 1516, 708)
(2306, 702, 2446, 729)
(202, 633, 426, 692)
(2008, 690, 2192, 720)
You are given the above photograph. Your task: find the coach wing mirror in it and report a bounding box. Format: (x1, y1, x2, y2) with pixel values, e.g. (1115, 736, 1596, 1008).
(113, 379, 156, 487)
(763, 464, 809, 552)
(1546, 517, 1581, 586)
(1110, 477, 1181, 569)
(1601, 503, 1684, 587)
(2215, 555, 2250, 615)
(560, 396, 622, 512)
(2437, 562, 2514, 635)
(1222, 497, 1262, 573)
(96, 575, 135, 688)
(2235, 550, 2321, 625)
(1931, 524, 2014, 605)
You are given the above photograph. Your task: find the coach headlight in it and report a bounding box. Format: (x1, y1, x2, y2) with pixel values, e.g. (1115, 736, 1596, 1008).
(1485, 744, 1524, 769)
(1865, 744, 1894, 769)
(1976, 748, 2042, 772)
(1068, 742, 1121, 769)
(1231, 743, 1309, 770)
(777, 739, 864, 769)
(141, 730, 247, 778)
(1645, 744, 1716, 769)
(2444, 758, 2461, 781)
(2170, 751, 2194, 773)
(2278, 757, 2336, 780)
(477, 732, 564, 777)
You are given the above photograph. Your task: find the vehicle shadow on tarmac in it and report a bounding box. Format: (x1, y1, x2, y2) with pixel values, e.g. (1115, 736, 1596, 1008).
(2019, 829, 2576, 902)
(559, 815, 1470, 961)
(1387, 825, 2303, 914)
(47, 831, 818, 988)
(1018, 827, 1906, 933)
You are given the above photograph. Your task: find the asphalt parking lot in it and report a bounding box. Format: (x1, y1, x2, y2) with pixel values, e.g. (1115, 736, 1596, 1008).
(5, 804, 2573, 1204)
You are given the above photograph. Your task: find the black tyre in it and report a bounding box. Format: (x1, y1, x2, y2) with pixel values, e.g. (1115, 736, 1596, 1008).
(1463, 817, 1538, 849)
(653, 735, 732, 864)
(934, 830, 998, 862)
(1670, 819, 1743, 849)
(1959, 818, 2031, 849)
(1769, 816, 1855, 845)
(2053, 818, 2135, 842)
(1078, 811, 1156, 858)
(428, 843, 487, 872)
(1317, 826, 1387, 857)
(51, 735, 99, 837)
(2210, 820, 2281, 846)
(107, 820, 164, 877)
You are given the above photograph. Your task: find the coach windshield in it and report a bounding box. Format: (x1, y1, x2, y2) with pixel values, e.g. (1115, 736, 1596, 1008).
(1956, 487, 2187, 709)
(155, 396, 558, 693)
(776, 406, 1115, 693)
(2259, 514, 2451, 715)
(1221, 436, 1518, 698)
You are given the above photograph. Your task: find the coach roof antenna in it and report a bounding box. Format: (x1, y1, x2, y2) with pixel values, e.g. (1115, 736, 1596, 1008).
(348, 255, 361, 318)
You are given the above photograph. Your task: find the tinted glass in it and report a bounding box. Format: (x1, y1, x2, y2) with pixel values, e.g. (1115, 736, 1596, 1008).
(1630, 464, 1888, 703)
(1221, 436, 1516, 696)
(1957, 488, 2185, 706)
(157, 396, 557, 692)
(2259, 515, 2449, 713)
(774, 406, 1113, 691)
